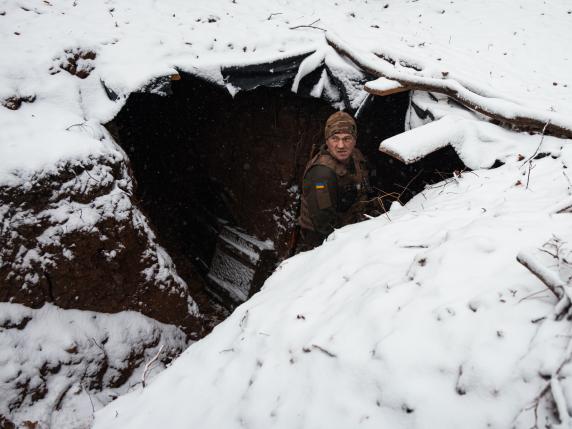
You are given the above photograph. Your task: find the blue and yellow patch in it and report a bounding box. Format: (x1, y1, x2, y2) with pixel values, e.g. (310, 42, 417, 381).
(315, 182, 326, 190)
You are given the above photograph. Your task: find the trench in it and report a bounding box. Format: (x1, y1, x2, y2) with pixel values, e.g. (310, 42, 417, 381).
(106, 70, 464, 318)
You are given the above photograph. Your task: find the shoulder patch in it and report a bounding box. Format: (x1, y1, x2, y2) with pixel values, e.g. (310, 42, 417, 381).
(315, 182, 332, 209)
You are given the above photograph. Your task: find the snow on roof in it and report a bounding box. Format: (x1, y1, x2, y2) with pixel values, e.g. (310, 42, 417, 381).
(1, 0, 571, 185)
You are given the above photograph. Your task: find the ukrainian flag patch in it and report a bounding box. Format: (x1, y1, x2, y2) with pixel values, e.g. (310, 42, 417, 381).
(315, 182, 326, 190)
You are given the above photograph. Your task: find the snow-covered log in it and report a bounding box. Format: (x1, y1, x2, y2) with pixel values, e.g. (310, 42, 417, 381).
(366, 76, 410, 97)
(379, 116, 457, 164)
(380, 110, 563, 170)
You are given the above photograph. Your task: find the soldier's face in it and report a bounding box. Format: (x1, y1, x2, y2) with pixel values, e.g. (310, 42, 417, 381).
(326, 133, 356, 163)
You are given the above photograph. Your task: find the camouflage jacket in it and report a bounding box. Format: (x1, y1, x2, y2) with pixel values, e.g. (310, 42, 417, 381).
(298, 146, 369, 240)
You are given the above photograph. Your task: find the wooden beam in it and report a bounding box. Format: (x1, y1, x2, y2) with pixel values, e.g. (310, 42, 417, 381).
(366, 76, 410, 96)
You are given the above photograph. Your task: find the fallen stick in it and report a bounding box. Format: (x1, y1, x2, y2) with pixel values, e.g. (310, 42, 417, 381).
(517, 251, 563, 299)
(516, 251, 571, 318)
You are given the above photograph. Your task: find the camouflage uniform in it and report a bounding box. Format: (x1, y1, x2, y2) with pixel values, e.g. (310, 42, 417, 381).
(297, 145, 369, 250)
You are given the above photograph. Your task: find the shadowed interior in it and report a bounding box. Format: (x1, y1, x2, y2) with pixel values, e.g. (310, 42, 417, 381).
(106, 72, 465, 309)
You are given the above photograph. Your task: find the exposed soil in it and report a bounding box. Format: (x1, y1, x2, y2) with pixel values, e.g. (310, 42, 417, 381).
(0, 154, 205, 337)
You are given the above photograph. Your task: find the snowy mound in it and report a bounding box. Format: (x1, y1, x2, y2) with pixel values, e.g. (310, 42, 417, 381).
(94, 143, 572, 428)
(0, 303, 187, 428)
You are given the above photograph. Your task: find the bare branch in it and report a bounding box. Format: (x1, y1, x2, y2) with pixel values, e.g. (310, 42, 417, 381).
(142, 345, 164, 388)
(311, 344, 337, 358)
(290, 19, 326, 31)
(521, 120, 550, 189)
(516, 251, 563, 299)
(522, 120, 551, 165)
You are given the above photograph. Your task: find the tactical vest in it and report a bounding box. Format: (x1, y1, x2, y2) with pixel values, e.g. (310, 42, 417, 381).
(299, 146, 369, 231)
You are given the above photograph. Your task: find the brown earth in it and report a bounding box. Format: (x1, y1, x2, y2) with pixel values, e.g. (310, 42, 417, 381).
(0, 153, 207, 337)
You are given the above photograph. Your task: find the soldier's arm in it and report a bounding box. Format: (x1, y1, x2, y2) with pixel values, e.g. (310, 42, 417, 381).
(302, 165, 338, 237)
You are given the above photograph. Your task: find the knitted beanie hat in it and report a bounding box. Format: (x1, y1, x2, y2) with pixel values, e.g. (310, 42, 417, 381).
(324, 111, 357, 140)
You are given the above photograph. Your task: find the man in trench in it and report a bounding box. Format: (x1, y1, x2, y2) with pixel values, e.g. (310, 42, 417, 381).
(297, 111, 371, 251)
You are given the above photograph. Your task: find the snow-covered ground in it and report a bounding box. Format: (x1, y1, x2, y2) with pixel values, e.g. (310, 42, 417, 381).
(93, 143, 572, 429)
(3, 0, 572, 427)
(0, 303, 188, 429)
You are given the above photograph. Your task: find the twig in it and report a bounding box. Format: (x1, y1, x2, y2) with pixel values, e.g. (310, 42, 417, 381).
(90, 337, 106, 353)
(517, 288, 551, 303)
(142, 345, 164, 388)
(239, 310, 249, 329)
(396, 169, 424, 201)
(539, 248, 559, 259)
(311, 344, 337, 358)
(81, 383, 95, 413)
(267, 12, 283, 20)
(85, 169, 102, 184)
(289, 19, 326, 31)
(65, 122, 86, 131)
(371, 187, 401, 201)
(522, 121, 551, 165)
(365, 191, 395, 222)
(523, 120, 550, 189)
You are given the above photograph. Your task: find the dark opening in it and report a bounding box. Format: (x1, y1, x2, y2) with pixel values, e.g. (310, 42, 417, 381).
(357, 94, 467, 204)
(106, 71, 463, 312)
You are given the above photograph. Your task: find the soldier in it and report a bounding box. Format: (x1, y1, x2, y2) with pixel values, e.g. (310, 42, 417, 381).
(297, 111, 370, 251)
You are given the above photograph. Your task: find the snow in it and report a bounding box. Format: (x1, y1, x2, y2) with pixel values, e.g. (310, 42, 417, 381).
(0, 303, 188, 429)
(0, 106, 119, 187)
(2, 0, 571, 185)
(366, 76, 407, 94)
(3, 0, 572, 427)
(291, 49, 326, 94)
(383, 90, 564, 169)
(327, 0, 572, 132)
(381, 109, 563, 169)
(94, 147, 572, 428)
(381, 115, 455, 164)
